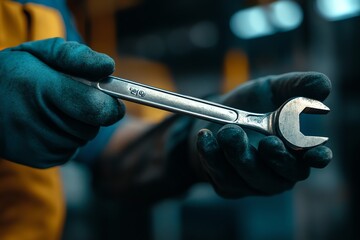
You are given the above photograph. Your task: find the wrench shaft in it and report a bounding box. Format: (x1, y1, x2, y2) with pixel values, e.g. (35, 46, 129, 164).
(76, 76, 273, 135)
(100, 76, 243, 124)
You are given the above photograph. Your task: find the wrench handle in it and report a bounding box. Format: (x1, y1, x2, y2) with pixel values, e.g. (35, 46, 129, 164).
(98, 76, 239, 124)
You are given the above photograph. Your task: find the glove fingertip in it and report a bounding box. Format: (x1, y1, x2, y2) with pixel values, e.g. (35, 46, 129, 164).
(86, 52, 115, 80)
(303, 146, 332, 168)
(302, 72, 332, 101)
(197, 129, 218, 155)
(99, 98, 126, 126)
(258, 135, 286, 154)
(217, 124, 248, 151)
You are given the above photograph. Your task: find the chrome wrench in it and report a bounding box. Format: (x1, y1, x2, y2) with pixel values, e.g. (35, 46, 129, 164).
(76, 76, 330, 150)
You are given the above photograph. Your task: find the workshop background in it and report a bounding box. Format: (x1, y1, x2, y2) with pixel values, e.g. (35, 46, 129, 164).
(61, 0, 359, 239)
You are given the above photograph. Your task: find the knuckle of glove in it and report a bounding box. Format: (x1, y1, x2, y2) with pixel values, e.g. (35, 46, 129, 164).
(217, 124, 248, 154)
(15, 38, 115, 81)
(57, 41, 115, 80)
(271, 72, 332, 105)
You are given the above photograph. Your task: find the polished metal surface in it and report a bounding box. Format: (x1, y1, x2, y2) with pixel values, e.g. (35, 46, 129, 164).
(276, 97, 330, 150)
(76, 76, 330, 150)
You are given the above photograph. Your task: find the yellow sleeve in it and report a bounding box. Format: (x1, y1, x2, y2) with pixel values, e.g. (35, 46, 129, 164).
(0, 0, 65, 50)
(0, 1, 67, 239)
(0, 160, 65, 240)
(0, 0, 28, 49)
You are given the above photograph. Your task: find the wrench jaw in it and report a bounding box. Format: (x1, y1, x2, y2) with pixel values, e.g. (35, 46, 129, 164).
(276, 97, 330, 150)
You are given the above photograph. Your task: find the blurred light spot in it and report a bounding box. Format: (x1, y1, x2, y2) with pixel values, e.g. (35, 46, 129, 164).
(316, 0, 360, 21)
(230, 7, 274, 39)
(189, 21, 219, 48)
(230, 0, 303, 39)
(270, 0, 303, 31)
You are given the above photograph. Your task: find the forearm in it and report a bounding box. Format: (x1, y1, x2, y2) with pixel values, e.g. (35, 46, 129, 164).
(91, 114, 203, 204)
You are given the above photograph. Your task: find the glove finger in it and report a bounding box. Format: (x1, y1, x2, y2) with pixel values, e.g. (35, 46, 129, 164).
(4, 50, 124, 127)
(47, 73, 125, 126)
(303, 145, 332, 168)
(217, 125, 294, 194)
(29, 124, 98, 168)
(14, 52, 125, 126)
(13, 38, 115, 80)
(270, 72, 331, 106)
(258, 136, 310, 182)
(6, 107, 99, 168)
(42, 105, 101, 140)
(196, 129, 261, 198)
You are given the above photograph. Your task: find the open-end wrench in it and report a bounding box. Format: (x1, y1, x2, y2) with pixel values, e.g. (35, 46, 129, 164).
(76, 76, 330, 150)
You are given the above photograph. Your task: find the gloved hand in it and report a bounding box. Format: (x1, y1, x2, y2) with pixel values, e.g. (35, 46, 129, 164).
(0, 38, 125, 168)
(192, 72, 333, 198)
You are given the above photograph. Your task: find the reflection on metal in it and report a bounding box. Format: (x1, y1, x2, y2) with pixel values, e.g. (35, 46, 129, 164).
(316, 0, 360, 21)
(230, 0, 303, 39)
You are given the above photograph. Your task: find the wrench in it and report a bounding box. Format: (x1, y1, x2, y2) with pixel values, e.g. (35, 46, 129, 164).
(76, 76, 330, 150)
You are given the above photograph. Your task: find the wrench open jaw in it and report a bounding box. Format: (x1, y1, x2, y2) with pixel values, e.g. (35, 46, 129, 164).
(275, 97, 330, 150)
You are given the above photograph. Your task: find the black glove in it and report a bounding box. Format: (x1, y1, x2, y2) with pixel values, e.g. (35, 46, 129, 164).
(0, 38, 125, 168)
(193, 72, 333, 198)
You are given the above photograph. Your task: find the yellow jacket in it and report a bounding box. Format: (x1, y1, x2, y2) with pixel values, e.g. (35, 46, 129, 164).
(0, 0, 70, 239)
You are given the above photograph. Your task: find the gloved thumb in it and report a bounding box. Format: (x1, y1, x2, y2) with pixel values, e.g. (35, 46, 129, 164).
(12, 37, 114, 80)
(270, 72, 331, 106)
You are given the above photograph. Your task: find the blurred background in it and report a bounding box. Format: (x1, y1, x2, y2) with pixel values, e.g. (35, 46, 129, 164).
(61, 0, 359, 239)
